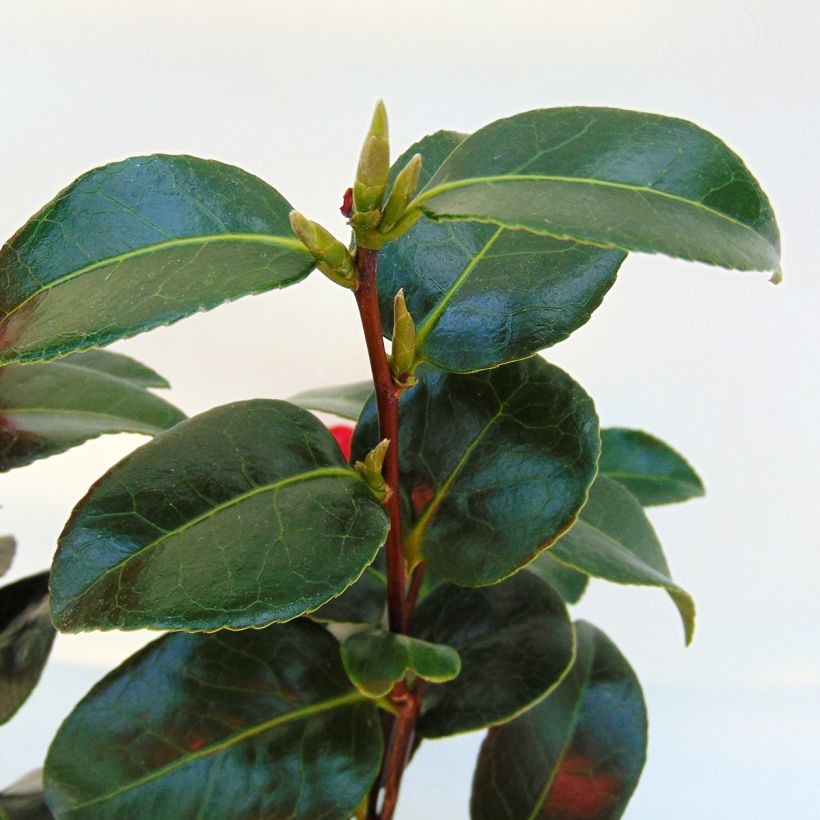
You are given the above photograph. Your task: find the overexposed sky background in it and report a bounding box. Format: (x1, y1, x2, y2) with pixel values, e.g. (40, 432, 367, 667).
(1, 0, 819, 816)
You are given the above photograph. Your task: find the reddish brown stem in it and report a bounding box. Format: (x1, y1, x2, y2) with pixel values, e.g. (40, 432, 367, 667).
(353, 246, 406, 635)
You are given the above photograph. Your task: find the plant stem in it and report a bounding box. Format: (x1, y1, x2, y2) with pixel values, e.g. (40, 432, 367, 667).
(353, 247, 406, 635)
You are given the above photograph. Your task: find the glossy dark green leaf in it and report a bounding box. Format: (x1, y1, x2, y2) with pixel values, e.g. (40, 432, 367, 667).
(0, 155, 315, 365)
(551, 476, 695, 644)
(412, 108, 780, 273)
(526, 551, 589, 604)
(412, 571, 574, 738)
(43, 620, 381, 819)
(50, 400, 389, 632)
(352, 357, 599, 585)
(0, 352, 185, 474)
(310, 565, 386, 625)
(600, 427, 704, 506)
(0, 572, 55, 724)
(0, 536, 14, 578)
(1, 771, 52, 820)
(289, 380, 374, 421)
(379, 131, 625, 372)
(341, 627, 460, 698)
(61, 349, 170, 388)
(471, 621, 647, 820)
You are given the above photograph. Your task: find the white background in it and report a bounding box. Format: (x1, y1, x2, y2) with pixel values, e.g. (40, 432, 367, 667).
(1, 1, 819, 816)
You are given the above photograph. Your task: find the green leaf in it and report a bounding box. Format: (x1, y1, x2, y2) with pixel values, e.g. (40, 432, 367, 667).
(551, 476, 695, 644)
(0, 352, 185, 474)
(0, 536, 14, 578)
(352, 357, 599, 585)
(310, 565, 386, 625)
(289, 380, 374, 421)
(43, 621, 382, 819)
(379, 131, 625, 372)
(526, 552, 589, 604)
(0, 571, 55, 724)
(1, 770, 52, 820)
(471, 621, 647, 820)
(341, 627, 460, 698)
(412, 107, 780, 273)
(60, 349, 170, 388)
(600, 427, 705, 505)
(0, 155, 315, 365)
(50, 400, 389, 632)
(411, 571, 574, 738)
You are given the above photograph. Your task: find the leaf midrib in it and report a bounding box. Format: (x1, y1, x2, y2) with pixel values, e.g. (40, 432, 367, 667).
(60, 466, 357, 604)
(412, 174, 776, 251)
(2, 233, 308, 321)
(64, 690, 366, 812)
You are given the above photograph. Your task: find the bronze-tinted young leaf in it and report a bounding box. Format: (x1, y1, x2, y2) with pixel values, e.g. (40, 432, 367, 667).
(600, 427, 704, 506)
(0, 536, 14, 578)
(0, 572, 55, 724)
(309, 565, 386, 625)
(471, 621, 647, 820)
(551, 476, 695, 644)
(352, 358, 599, 585)
(0, 352, 185, 474)
(526, 551, 589, 604)
(289, 380, 374, 421)
(1, 770, 52, 820)
(50, 400, 389, 632)
(411, 572, 574, 738)
(43, 621, 381, 819)
(378, 131, 625, 372)
(341, 628, 460, 698)
(0, 155, 315, 365)
(412, 108, 780, 272)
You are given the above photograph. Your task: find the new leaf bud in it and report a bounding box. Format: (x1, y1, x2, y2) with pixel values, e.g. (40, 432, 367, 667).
(353, 100, 390, 215)
(354, 438, 390, 500)
(379, 153, 422, 234)
(289, 211, 355, 289)
(389, 289, 417, 383)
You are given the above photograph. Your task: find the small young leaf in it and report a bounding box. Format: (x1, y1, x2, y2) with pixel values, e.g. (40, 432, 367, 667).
(0, 155, 315, 365)
(413, 107, 780, 272)
(526, 552, 589, 604)
(290, 381, 374, 422)
(341, 628, 460, 698)
(600, 427, 705, 505)
(471, 621, 647, 820)
(0, 536, 15, 578)
(352, 357, 599, 585)
(50, 400, 389, 632)
(411, 571, 574, 738)
(0, 770, 52, 820)
(379, 130, 625, 372)
(0, 571, 55, 724)
(0, 352, 185, 474)
(551, 476, 695, 644)
(310, 565, 386, 626)
(43, 621, 382, 819)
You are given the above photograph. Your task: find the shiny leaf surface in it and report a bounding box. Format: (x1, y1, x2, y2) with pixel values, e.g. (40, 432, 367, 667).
(0, 572, 55, 724)
(61, 349, 170, 388)
(379, 131, 625, 372)
(412, 571, 574, 738)
(0, 536, 14, 578)
(0, 352, 185, 473)
(341, 627, 460, 698)
(43, 621, 381, 819)
(1, 771, 52, 820)
(50, 400, 389, 632)
(526, 551, 589, 604)
(413, 107, 780, 272)
(471, 621, 647, 820)
(0, 155, 314, 365)
(352, 357, 599, 585)
(290, 381, 374, 421)
(551, 477, 695, 644)
(310, 565, 386, 625)
(600, 427, 704, 505)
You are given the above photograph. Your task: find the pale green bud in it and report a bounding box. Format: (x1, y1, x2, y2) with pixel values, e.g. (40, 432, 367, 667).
(353, 101, 390, 214)
(355, 438, 390, 500)
(389, 289, 417, 383)
(379, 153, 422, 234)
(289, 211, 355, 289)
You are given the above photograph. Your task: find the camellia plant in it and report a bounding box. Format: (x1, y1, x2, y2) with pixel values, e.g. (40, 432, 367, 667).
(0, 101, 780, 819)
